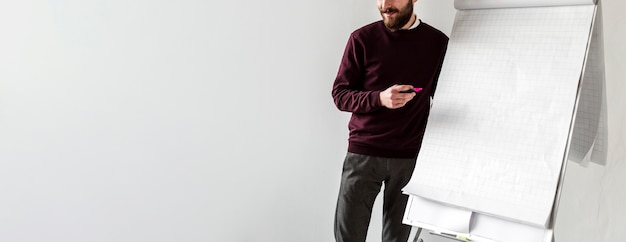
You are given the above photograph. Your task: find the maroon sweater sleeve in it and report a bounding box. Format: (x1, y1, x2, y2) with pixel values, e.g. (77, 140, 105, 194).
(331, 34, 383, 114)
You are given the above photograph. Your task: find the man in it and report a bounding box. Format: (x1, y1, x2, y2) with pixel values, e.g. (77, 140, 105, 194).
(331, 0, 448, 241)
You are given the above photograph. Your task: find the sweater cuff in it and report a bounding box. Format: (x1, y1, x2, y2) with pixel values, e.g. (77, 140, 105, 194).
(369, 91, 383, 110)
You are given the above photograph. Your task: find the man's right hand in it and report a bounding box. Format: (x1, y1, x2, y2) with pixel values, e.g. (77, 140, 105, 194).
(379, 84, 416, 109)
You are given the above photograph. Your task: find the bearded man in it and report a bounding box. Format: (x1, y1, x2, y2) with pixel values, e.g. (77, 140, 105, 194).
(331, 0, 448, 241)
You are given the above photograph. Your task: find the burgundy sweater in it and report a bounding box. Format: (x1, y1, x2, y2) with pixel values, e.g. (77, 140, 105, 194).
(332, 20, 448, 159)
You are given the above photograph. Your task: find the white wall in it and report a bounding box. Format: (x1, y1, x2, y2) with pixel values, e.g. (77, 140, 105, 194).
(0, 1, 623, 242)
(0, 1, 352, 241)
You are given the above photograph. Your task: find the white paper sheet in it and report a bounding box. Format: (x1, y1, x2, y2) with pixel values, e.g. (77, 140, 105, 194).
(403, 195, 472, 233)
(403, 5, 596, 227)
(404, 195, 551, 242)
(569, 5, 607, 166)
(471, 213, 551, 242)
(454, 0, 595, 10)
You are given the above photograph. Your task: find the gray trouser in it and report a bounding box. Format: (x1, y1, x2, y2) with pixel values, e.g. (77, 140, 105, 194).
(334, 152, 417, 242)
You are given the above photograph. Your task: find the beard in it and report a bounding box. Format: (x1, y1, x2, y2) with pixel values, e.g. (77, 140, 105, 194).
(380, 0, 414, 31)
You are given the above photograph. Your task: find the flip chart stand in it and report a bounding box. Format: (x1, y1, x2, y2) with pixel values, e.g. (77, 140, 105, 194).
(402, 0, 606, 241)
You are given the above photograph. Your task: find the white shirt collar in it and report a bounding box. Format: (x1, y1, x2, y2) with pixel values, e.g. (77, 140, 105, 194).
(409, 14, 421, 30)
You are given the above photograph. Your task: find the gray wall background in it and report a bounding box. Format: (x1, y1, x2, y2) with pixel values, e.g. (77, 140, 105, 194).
(0, 1, 623, 241)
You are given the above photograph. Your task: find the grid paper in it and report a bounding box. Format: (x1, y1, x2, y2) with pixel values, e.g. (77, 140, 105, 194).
(569, 6, 607, 165)
(403, 5, 596, 227)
